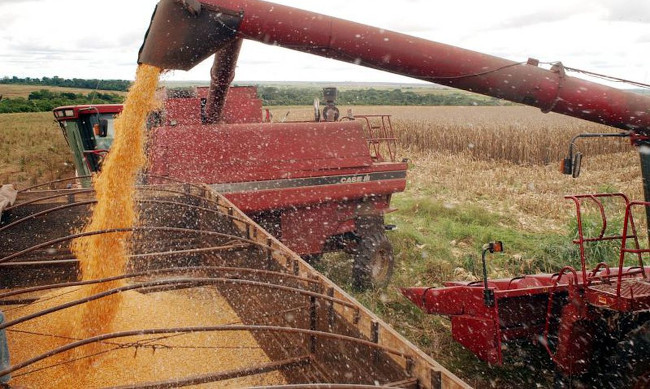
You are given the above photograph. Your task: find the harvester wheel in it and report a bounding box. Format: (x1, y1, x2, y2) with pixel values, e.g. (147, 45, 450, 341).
(301, 254, 323, 264)
(352, 231, 394, 290)
(610, 320, 650, 388)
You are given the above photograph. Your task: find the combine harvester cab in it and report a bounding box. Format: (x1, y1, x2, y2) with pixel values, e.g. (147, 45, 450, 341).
(53, 104, 123, 187)
(402, 193, 650, 387)
(53, 86, 407, 290)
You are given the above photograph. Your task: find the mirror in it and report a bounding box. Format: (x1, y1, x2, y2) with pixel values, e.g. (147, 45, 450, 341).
(572, 152, 582, 178)
(313, 98, 320, 122)
(491, 241, 504, 253)
(561, 157, 573, 175)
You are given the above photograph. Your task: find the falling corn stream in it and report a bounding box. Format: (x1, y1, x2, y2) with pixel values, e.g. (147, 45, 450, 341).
(71, 64, 161, 355)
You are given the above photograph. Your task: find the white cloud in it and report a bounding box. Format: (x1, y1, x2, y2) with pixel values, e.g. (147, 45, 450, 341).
(0, 0, 648, 86)
(601, 0, 650, 23)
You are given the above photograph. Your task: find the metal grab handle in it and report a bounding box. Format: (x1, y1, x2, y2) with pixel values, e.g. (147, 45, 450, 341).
(587, 262, 611, 285)
(542, 266, 578, 359)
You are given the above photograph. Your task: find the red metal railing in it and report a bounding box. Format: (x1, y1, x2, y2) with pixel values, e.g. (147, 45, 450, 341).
(565, 194, 649, 308)
(542, 266, 579, 360)
(616, 201, 649, 293)
(354, 115, 398, 163)
(564, 193, 642, 285)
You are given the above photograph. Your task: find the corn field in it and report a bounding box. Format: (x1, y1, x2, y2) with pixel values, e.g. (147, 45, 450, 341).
(0, 112, 74, 186)
(388, 106, 630, 165)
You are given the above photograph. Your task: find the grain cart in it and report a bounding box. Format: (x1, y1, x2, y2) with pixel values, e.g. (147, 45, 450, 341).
(0, 178, 469, 388)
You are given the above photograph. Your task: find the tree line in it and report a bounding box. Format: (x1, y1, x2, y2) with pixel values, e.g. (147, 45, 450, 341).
(257, 86, 509, 106)
(0, 76, 131, 92)
(0, 90, 124, 114)
(0, 79, 510, 114)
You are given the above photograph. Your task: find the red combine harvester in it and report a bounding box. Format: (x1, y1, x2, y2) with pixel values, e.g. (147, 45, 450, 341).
(55, 0, 650, 384)
(54, 83, 405, 292)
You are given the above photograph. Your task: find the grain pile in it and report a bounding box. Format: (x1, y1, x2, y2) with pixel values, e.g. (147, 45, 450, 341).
(6, 286, 285, 388)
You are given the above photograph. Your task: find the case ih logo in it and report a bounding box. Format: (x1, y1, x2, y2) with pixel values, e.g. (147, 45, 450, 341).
(210, 171, 405, 193)
(340, 175, 371, 184)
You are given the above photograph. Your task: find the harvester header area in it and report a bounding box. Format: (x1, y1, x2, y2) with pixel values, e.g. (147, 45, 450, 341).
(401, 194, 650, 386)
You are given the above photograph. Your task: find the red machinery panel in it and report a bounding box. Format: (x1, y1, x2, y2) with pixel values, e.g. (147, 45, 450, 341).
(197, 86, 262, 123)
(163, 98, 203, 126)
(148, 121, 374, 184)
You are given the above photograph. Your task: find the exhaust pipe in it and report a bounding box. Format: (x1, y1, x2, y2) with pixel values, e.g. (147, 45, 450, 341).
(138, 0, 242, 70)
(205, 38, 243, 123)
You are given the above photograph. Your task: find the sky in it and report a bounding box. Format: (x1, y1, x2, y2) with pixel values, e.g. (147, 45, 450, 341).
(1, 0, 649, 88)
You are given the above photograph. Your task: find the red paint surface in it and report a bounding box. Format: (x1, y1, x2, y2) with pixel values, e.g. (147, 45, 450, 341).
(147, 91, 407, 255)
(53, 105, 123, 120)
(228, 179, 404, 214)
(203, 0, 650, 132)
(148, 121, 376, 183)
(279, 199, 389, 254)
(402, 266, 650, 367)
(198, 86, 262, 123)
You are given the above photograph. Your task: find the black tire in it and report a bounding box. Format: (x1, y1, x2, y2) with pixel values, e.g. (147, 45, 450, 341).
(301, 254, 323, 264)
(608, 320, 650, 389)
(352, 231, 394, 291)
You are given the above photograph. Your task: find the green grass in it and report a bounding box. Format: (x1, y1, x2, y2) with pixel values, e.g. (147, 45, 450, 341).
(314, 192, 585, 388)
(386, 195, 576, 282)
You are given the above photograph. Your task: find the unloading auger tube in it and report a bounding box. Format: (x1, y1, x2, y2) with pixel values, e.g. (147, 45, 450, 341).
(139, 0, 650, 133)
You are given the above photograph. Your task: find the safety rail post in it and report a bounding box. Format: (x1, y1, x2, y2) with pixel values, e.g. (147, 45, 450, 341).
(354, 114, 398, 162)
(542, 266, 579, 360)
(309, 296, 317, 353)
(371, 320, 380, 363)
(382, 115, 397, 162)
(430, 369, 442, 389)
(327, 287, 335, 330)
(616, 201, 650, 304)
(360, 115, 381, 160)
(621, 201, 646, 273)
(565, 193, 632, 285)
